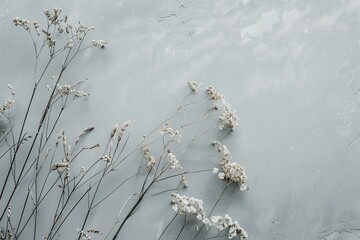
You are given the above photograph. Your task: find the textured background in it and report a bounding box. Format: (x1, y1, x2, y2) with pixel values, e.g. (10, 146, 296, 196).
(1, 0, 360, 239)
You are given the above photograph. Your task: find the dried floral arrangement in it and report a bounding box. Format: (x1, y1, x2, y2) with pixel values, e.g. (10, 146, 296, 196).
(0, 8, 249, 240)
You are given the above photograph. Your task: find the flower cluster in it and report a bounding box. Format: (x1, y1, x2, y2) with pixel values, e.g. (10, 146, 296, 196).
(205, 85, 239, 131)
(57, 84, 75, 96)
(51, 159, 70, 177)
(44, 7, 62, 24)
(92, 40, 107, 48)
(159, 123, 181, 143)
(188, 81, 199, 91)
(219, 105, 239, 131)
(141, 146, 156, 168)
(167, 150, 181, 169)
(211, 215, 247, 239)
(212, 141, 248, 191)
(170, 193, 207, 222)
(1, 99, 15, 114)
(74, 90, 89, 99)
(13, 17, 30, 31)
(101, 155, 112, 163)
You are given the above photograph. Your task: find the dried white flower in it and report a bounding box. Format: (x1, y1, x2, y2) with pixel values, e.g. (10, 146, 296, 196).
(180, 174, 188, 188)
(6, 204, 11, 218)
(159, 124, 181, 143)
(141, 146, 156, 168)
(188, 81, 199, 91)
(205, 85, 239, 131)
(57, 84, 75, 96)
(1, 99, 15, 113)
(170, 193, 206, 221)
(212, 141, 248, 191)
(167, 150, 181, 169)
(211, 215, 247, 239)
(74, 90, 89, 99)
(219, 104, 239, 131)
(92, 40, 107, 48)
(13, 17, 30, 31)
(101, 155, 112, 163)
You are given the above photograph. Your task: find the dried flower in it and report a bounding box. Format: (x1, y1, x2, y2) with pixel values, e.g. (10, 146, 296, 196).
(180, 174, 188, 188)
(205, 85, 239, 131)
(211, 215, 247, 239)
(92, 40, 107, 48)
(170, 193, 206, 221)
(188, 81, 199, 91)
(141, 146, 156, 168)
(6, 204, 11, 219)
(1, 99, 15, 113)
(74, 90, 89, 99)
(57, 84, 75, 96)
(33, 21, 40, 35)
(212, 141, 248, 191)
(13, 17, 30, 31)
(159, 124, 181, 143)
(101, 155, 112, 163)
(167, 150, 181, 169)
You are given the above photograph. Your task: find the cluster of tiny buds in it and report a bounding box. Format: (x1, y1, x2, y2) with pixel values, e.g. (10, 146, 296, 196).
(159, 123, 181, 143)
(57, 84, 75, 96)
(212, 141, 248, 191)
(74, 90, 90, 99)
(170, 193, 206, 221)
(13, 17, 30, 31)
(1, 99, 15, 114)
(6, 204, 11, 219)
(101, 155, 112, 163)
(92, 40, 107, 48)
(167, 149, 181, 169)
(187, 80, 204, 92)
(211, 215, 248, 239)
(141, 146, 156, 168)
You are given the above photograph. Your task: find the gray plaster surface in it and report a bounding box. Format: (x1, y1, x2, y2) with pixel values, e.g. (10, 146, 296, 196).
(1, 0, 360, 239)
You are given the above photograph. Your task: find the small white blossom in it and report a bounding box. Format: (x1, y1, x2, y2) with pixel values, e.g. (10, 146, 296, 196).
(141, 146, 156, 169)
(1, 99, 15, 113)
(92, 40, 107, 48)
(101, 155, 112, 163)
(159, 124, 181, 143)
(170, 193, 206, 221)
(188, 81, 199, 91)
(74, 91, 89, 99)
(211, 215, 247, 239)
(57, 84, 75, 96)
(212, 141, 248, 191)
(167, 150, 181, 169)
(13, 17, 30, 31)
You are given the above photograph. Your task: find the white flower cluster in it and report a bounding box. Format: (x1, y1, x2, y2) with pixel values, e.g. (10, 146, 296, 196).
(159, 123, 181, 143)
(141, 146, 157, 168)
(1, 99, 15, 114)
(77, 228, 101, 240)
(188, 81, 199, 91)
(74, 90, 89, 99)
(110, 120, 132, 141)
(101, 155, 112, 163)
(92, 40, 107, 48)
(51, 159, 70, 177)
(44, 7, 62, 24)
(57, 84, 75, 96)
(75, 22, 95, 40)
(170, 193, 207, 222)
(211, 215, 248, 239)
(167, 150, 181, 169)
(205, 85, 239, 131)
(212, 141, 248, 191)
(13, 17, 30, 31)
